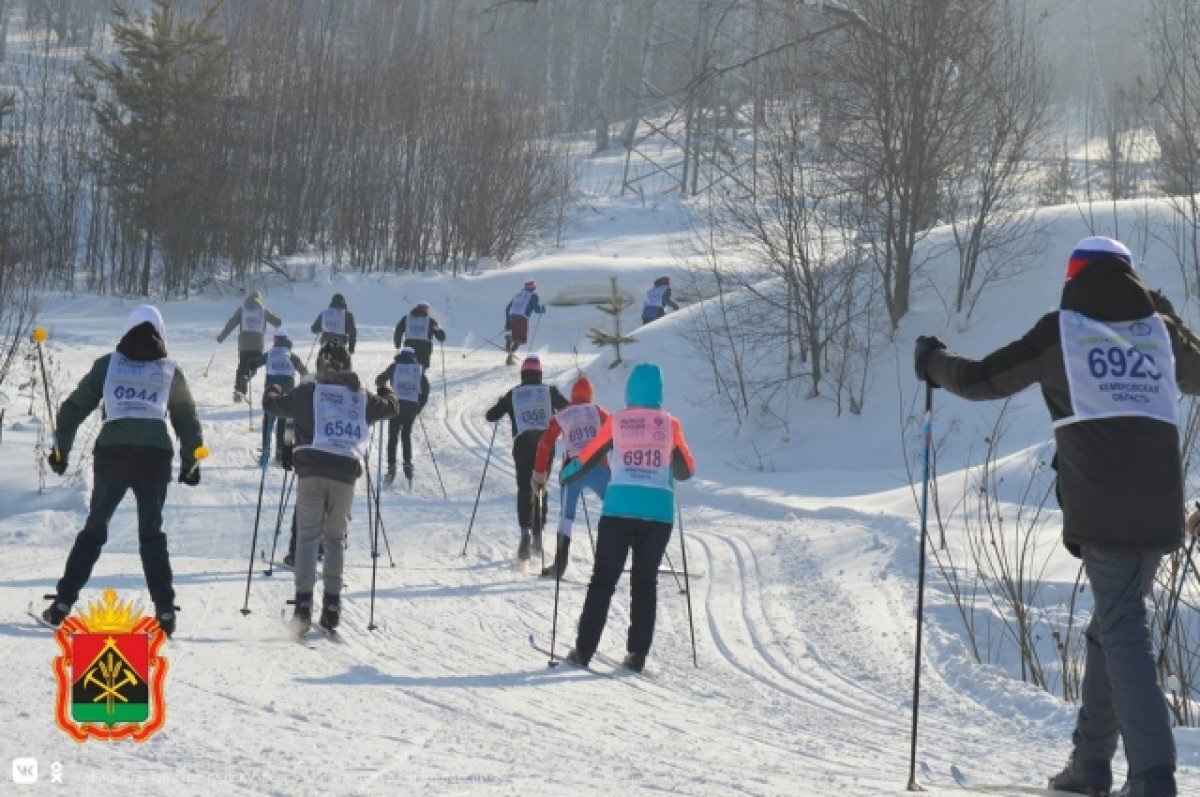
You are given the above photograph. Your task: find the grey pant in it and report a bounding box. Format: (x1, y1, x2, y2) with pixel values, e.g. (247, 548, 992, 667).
(294, 475, 355, 596)
(1073, 547, 1175, 776)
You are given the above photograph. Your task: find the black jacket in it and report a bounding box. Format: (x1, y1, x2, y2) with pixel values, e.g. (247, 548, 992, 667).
(485, 371, 569, 439)
(262, 371, 399, 484)
(311, 297, 358, 354)
(927, 257, 1200, 555)
(376, 352, 430, 413)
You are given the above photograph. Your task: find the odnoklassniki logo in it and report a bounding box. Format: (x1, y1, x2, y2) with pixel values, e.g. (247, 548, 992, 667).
(52, 589, 168, 742)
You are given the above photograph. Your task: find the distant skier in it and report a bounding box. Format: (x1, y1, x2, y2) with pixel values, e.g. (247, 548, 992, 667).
(260, 329, 308, 466)
(562, 363, 694, 673)
(532, 375, 610, 578)
(484, 355, 568, 563)
(216, 289, 281, 402)
(393, 302, 446, 370)
(263, 341, 399, 635)
(41, 305, 204, 638)
(310, 293, 357, 355)
(914, 236, 1200, 797)
(504, 280, 547, 366)
(375, 346, 430, 487)
(641, 276, 680, 325)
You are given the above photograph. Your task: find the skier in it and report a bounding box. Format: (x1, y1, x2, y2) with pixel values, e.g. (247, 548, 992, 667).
(504, 280, 546, 366)
(375, 346, 430, 487)
(484, 355, 568, 563)
(262, 341, 399, 634)
(531, 375, 610, 578)
(913, 237, 1200, 797)
(216, 289, 281, 402)
(41, 305, 204, 637)
(260, 329, 308, 466)
(561, 363, 694, 673)
(393, 302, 446, 370)
(641, 276, 680, 325)
(310, 293, 357, 354)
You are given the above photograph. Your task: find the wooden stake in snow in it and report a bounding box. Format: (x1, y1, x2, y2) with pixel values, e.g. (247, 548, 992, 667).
(587, 276, 636, 368)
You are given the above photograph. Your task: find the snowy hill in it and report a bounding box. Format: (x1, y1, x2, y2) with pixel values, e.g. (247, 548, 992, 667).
(2, 194, 1199, 796)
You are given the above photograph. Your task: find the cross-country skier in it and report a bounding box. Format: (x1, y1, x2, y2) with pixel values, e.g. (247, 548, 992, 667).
(216, 290, 281, 402)
(914, 236, 1200, 797)
(532, 375, 610, 578)
(562, 363, 694, 673)
(375, 346, 430, 487)
(484, 355, 568, 562)
(41, 305, 204, 638)
(504, 280, 546, 366)
(262, 341, 398, 635)
(310, 293, 357, 354)
(260, 329, 308, 466)
(393, 302, 446, 370)
(641, 276, 680, 325)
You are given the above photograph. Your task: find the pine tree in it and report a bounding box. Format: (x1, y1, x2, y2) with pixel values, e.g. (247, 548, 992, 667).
(82, 0, 228, 296)
(587, 277, 636, 367)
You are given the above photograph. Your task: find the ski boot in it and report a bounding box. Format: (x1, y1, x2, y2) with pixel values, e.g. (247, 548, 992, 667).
(233, 390, 245, 403)
(403, 461, 414, 488)
(290, 592, 313, 635)
(282, 552, 295, 568)
(505, 353, 517, 366)
(41, 598, 71, 628)
(1048, 753, 1112, 796)
(531, 530, 543, 556)
(564, 648, 589, 667)
(384, 466, 397, 486)
(622, 652, 646, 673)
(517, 530, 532, 563)
(154, 604, 177, 638)
(541, 535, 571, 578)
(319, 593, 340, 633)
(1112, 768, 1176, 797)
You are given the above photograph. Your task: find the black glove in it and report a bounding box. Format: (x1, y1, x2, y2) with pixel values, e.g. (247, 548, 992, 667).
(1150, 289, 1177, 318)
(264, 384, 283, 399)
(179, 463, 201, 486)
(48, 449, 68, 476)
(914, 335, 947, 386)
(377, 385, 396, 400)
(279, 445, 294, 472)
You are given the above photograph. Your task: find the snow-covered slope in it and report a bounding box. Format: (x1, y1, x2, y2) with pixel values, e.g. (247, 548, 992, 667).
(1, 194, 1198, 796)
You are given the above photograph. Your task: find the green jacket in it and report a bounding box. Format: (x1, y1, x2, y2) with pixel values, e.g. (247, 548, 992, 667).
(56, 353, 204, 466)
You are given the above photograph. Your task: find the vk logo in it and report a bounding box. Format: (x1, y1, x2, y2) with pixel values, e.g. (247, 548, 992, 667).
(11, 758, 37, 784)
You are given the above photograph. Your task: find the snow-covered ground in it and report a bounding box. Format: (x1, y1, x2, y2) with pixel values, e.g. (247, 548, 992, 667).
(1, 192, 1198, 796)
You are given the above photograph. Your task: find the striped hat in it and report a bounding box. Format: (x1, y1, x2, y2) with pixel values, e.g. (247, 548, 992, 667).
(1066, 236, 1133, 282)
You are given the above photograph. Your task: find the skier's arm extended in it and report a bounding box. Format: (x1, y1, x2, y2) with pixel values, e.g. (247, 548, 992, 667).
(671, 417, 695, 481)
(925, 312, 1055, 401)
(375, 364, 395, 390)
(485, 391, 513, 424)
(217, 308, 241, 342)
(167, 369, 204, 460)
(54, 356, 107, 455)
(533, 418, 563, 475)
(561, 415, 613, 485)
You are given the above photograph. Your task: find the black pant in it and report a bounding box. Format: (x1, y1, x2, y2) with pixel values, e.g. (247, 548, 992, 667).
(55, 447, 174, 609)
(409, 341, 433, 370)
(575, 516, 673, 659)
(386, 407, 419, 468)
(235, 351, 264, 395)
(513, 431, 546, 530)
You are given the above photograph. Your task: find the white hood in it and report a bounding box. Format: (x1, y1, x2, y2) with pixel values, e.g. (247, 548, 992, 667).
(123, 305, 167, 341)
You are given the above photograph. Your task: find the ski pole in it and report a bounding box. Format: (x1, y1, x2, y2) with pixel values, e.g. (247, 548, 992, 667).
(529, 311, 544, 351)
(547, 540, 564, 667)
(581, 491, 596, 557)
(534, 486, 546, 572)
(304, 334, 319, 369)
(419, 413, 448, 499)
(461, 330, 507, 359)
(373, 423, 395, 567)
(183, 445, 209, 481)
(365, 433, 383, 631)
(202, 342, 219, 379)
(439, 340, 448, 418)
(907, 383, 934, 791)
(676, 493, 698, 668)
(462, 420, 500, 556)
(31, 327, 60, 461)
(263, 470, 295, 576)
(663, 547, 686, 594)
(239, 452, 272, 615)
(1158, 503, 1200, 668)
(247, 377, 256, 432)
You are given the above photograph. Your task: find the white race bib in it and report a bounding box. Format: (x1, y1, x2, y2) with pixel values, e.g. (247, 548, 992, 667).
(406, 314, 431, 341)
(644, 285, 669, 311)
(1057, 310, 1179, 428)
(265, 347, 295, 377)
(303, 383, 369, 459)
(507, 290, 533, 317)
(610, 408, 673, 489)
(391, 362, 423, 403)
(557, 403, 602, 459)
(241, 305, 265, 334)
(512, 384, 551, 434)
(322, 308, 347, 336)
(103, 353, 175, 423)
